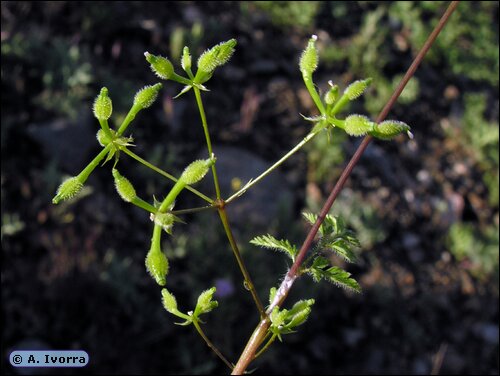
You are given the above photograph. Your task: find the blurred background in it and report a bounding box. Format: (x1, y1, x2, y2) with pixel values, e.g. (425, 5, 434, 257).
(1, 1, 498, 374)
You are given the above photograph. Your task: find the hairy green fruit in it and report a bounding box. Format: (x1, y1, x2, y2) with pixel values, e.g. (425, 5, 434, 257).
(161, 288, 178, 314)
(299, 35, 318, 76)
(52, 176, 83, 204)
(344, 114, 374, 136)
(180, 158, 214, 185)
(145, 52, 174, 80)
(93, 87, 113, 120)
(344, 78, 373, 100)
(112, 169, 136, 202)
(134, 83, 163, 109)
(371, 120, 411, 140)
(145, 246, 169, 286)
(197, 39, 237, 74)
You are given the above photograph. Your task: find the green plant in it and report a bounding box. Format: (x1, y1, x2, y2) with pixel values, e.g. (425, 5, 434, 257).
(51, 2, 458, 372)
(448, 222, 499, 281)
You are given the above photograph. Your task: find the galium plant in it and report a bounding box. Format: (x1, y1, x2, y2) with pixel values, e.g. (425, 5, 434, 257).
(52, 1, 458, 369)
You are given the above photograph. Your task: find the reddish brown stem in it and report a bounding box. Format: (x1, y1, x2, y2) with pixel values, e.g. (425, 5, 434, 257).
(231, 2, 460, 374)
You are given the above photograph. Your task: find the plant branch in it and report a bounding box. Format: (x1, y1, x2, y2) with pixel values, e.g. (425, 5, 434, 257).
(193, 86, 222, 199)
(171, 205, 216, 216)
(192, 85, 264, 316)
(218, 207, 266, 317)
(231, 2, 459, 374)
(192, 319, 234, 370)
(121, 147, 213, 204)
(225, 130, 319, 204)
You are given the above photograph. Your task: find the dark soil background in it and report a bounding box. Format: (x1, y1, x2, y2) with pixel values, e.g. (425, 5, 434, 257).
(2, 2, 499, 375)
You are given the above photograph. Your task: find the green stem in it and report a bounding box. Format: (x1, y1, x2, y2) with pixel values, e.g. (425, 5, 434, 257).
(226, 130, 319, 203)
(330, 94, 350, 116)
(218, 208, 265, 318)
(121, 148, 213, 204)
(171, 72, 193, 86)
(131, 196, 158, 213)
(303, 75, 326, 115)
(151, 223, 162, 252)
(78, 144, 113, 181)
(254, 332, 277, 359)
(193, 86, 222, 199)
(192, 319, 234, 370)
(159, 180, 185, 212)
(171, 205, 216, 216)
(117, 104, 141, 136)
(98, 119, 114, 139)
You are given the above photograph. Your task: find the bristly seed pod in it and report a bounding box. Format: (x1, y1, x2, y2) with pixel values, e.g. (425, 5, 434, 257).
(324, 81, 339, 105)
(161, 288, 178, 314)
(181, 46, 192, 72)
(133, 83, 163, 109)
(145, 246, 169, 286)
(52, 176, 84, 204)
(344, 78, 373, 100)
(179, 157, 215, 186)
(370, 120, 411, 140)
(112, 169, 136, 202)
(197, 39, 237, 73)
(344, 114, 375, 136)
(299, 35, 318, 76)
(93, 87, 113, 120)
(144, 52, 175, 80)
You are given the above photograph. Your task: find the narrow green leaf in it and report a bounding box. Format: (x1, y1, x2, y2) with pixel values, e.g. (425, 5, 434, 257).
(325, 239, 357, 263)
(250, 234, 297, 260)
(323, 266, 361, 293)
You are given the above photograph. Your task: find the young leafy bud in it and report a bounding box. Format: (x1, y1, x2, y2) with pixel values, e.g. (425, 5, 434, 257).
(194, 287, 218, 317)
(269, 287, 277, 305)
(112, 169, 136, 202)
(144, 52, 174, 80)
(344, 114, 375, 136)
(371, 120, 411, 140)
(197, 39, 237, 73)
(133, 83, 163, 109)
(161, 288, 178, 314)
(181, 46, 192, 72)
(96, 129, 115, 147)
(324, 81, 339, 105)
(179, 157, 214, 185)
(145, 247, 169, 286)
(52, 176, 84, 204)
(150, 212, 176, 234)
(344, 78, 373, 100)
(299, 35, 318, 76)
(93, 87, 113, 120)
(286, 303, 313, 329)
